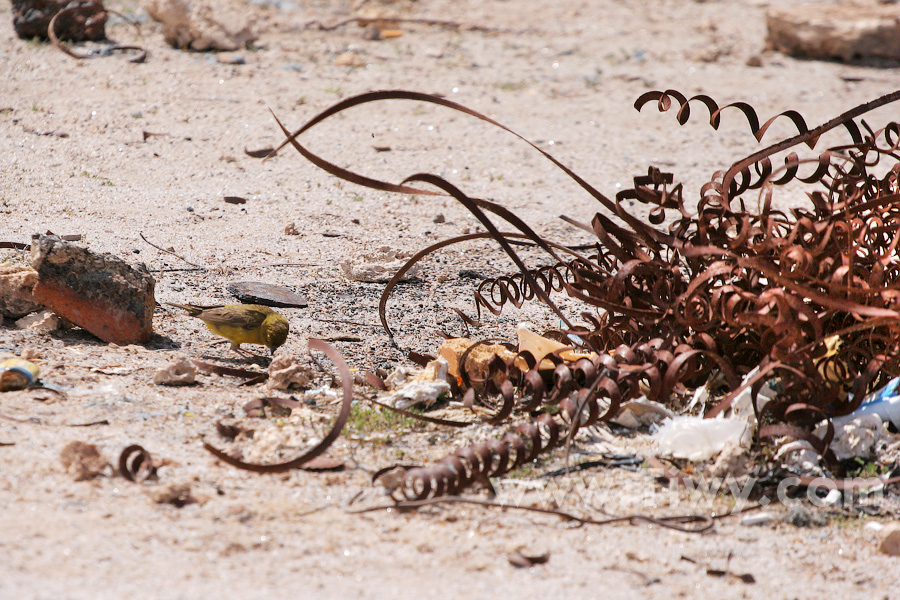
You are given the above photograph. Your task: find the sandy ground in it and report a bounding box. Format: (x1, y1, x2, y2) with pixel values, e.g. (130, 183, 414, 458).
(2, 0, 900, 597)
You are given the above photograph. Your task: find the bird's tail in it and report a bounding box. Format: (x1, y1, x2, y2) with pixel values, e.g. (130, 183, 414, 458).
(166, 302, 209, 317)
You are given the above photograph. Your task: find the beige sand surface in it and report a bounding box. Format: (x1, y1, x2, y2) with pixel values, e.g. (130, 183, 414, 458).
(2, 0, 900, 597)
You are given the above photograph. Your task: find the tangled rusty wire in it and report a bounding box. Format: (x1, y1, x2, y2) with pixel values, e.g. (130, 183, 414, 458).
(270, 88, 900, 497)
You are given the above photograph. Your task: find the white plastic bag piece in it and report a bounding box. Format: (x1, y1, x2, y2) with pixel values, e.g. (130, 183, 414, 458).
(655, 416, 751, 461)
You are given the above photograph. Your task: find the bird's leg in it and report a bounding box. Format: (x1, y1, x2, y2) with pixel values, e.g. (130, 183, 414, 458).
(230, 342, 263, 359)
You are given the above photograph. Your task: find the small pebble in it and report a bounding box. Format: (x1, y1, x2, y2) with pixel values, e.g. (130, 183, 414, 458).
(217, 53, 246, 65)
(784, 504, 827, 527)
(741, 512, 774, 527)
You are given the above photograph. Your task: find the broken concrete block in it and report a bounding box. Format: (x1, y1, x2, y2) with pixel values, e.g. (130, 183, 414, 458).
(143, 0, 258, 51)
(12, 0, 107, 41)
(153, 353, 197, 386)
(15, 309, 60, 333)
(340, 246, 421, 283)
(0, 264, 42, 319)
(30, 235, 155, 345)
(266, 354, 313, 391)
(766, 4, 900, 62)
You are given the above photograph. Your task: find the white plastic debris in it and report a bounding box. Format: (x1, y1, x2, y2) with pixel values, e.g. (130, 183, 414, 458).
(728, 366, 780, 427)
(820, 414, 890, 461)
(153, 354, 197, 386)
(655, 416, 751, 461)
(774, 439, 822, 474)
(611, 397, 674, 429)
(266, 354, 313, 391)
(741, 512, 774, 527)
(384, 357, 451, 410)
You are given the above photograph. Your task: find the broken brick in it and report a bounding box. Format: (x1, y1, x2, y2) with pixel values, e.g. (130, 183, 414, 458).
(30, 235, 155, 345)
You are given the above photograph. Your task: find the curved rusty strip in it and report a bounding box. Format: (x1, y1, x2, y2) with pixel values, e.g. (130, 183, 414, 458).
(118, 444, 156, 482)
(202, 339, 352, 473)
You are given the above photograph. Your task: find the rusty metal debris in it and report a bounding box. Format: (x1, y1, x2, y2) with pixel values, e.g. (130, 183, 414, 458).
(118, 444, 157, 482)
(507, 549, 550, 569)
(201, 339, 352, 473)
(272, 88, 900, 497)
(190, 359, 267, 385)
(46, 2, 146, 63)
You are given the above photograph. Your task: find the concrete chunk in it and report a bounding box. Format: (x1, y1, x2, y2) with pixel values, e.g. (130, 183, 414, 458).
(767, 4, 900, 62)
(30, 235, 155, 344)
(0, 264, 42, 319)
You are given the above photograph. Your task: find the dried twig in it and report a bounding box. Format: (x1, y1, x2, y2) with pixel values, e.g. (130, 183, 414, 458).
(139, 232, 204, 268)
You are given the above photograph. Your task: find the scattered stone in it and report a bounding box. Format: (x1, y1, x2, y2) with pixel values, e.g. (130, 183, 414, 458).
(745, 54, 763, 67)
(59, 441, 109, 481)
(266, 354, 313, 391)
(340, 246, 420, 283)
(766, 4, 900, 62)
(822, 488, 843, 507)
(153, 353, 198, 386)
(878, 523, 900, 556)
(20, 348, 40, 360)
(149, 482, 203, 507)
(741, 512, 774, 527)
(216, 52, 245, 65)
(709, 440, 750, 478)
(284, 222, 300, 235)
(12, 0, 107, 41)
(335, 51, 366, 67)
(15, 309, 59, 333)
(0, 264, 42, 319)
(143, 0, 258, 52)
(611, 397, 674, 429)
(432, 213, 446, 224)
(784, 504, 827, 528)
(30, 235, 155, 345)
(361, 24, 381, 40)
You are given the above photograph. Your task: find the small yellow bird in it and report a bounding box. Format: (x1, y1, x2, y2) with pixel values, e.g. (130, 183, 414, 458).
(167, 303, 289, 355)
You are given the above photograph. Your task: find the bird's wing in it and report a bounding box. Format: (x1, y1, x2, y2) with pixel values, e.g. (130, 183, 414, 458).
(198, 306, 268, 330)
